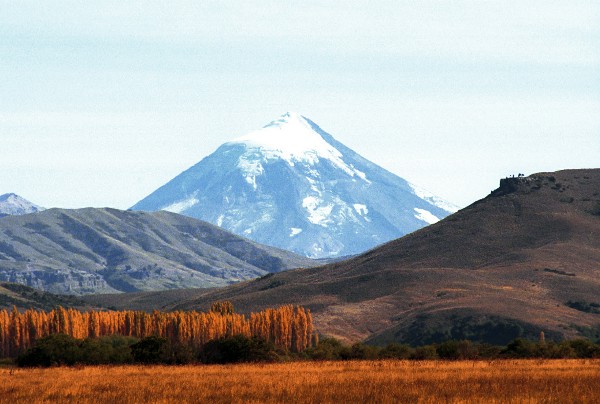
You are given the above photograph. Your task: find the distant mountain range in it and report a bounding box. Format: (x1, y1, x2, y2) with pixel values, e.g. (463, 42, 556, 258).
(0, 193, 44, 217)
(0, 208, 314, 295)
(131, 112, 457, 258)
(92, 169, 600, 345)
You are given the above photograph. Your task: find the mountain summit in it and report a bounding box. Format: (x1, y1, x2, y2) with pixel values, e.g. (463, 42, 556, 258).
(0, 193, 44, 217)
(132, 112, 457, 258)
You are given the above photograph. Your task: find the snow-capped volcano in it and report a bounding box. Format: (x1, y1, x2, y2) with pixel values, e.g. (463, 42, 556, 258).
(131, 112, 458, 258)
(229, 112, 369, 194)
(0, 193, 44, 217)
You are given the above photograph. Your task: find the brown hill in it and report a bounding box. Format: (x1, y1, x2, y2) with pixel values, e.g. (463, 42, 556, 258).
(0, 282, 89, 311)
(85, 169, 600, 345)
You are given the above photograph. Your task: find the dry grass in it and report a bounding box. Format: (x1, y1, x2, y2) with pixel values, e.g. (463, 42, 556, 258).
(1, 360, 599, 403)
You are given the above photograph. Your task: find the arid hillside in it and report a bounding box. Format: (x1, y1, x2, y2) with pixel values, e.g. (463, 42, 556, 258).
(0, 208, 315, 295)
(86, 169, 600, 345)
(0, 282, 88, 310)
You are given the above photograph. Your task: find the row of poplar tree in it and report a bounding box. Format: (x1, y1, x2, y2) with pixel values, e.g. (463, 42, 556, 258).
(0, 302, 316, 357)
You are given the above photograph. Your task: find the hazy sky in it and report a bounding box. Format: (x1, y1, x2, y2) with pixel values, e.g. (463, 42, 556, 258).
(1, 1, 599, 209)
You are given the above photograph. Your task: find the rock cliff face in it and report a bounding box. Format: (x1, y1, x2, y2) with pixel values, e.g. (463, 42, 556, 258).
(492, 174, 562, 197)
(132, 112, 457, 258)
(0, 270, 109, 295)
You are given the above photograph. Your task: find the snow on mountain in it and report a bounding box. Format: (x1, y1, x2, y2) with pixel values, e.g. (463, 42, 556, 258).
(408, 183, 459, 214)
(230, 112, 369, 185)
(131, 112, 458, 258)
(0, 193, 44, 217)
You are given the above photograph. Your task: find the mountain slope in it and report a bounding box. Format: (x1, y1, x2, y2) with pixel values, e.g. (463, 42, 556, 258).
(131, 112, 456, 258)
(0, 282, 89, 310)
(0, 208, 315, 295)
(0, 193, 44, 217)
(103, 169, 600, 344)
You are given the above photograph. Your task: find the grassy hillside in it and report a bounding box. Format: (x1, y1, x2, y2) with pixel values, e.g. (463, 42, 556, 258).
(86, 169, 600, 345)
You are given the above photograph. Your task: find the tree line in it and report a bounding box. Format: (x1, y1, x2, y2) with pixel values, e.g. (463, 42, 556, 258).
(0, 302, 315, 358)
(15, 333, 286, 366)
(304, 337, 600, 360)
(13, 333, 600, 367)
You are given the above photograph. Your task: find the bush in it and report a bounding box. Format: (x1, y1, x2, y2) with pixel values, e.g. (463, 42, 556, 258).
(502, 338, 537, 358)
(17, 334, 81, 367)
(160, 342, 196, 364)
(79, 335, 137, 364)
(379, 343, 414, 359)
(536, 341, 576, 359)
(501, 338, 582, 359)
(17, 334, 139, 367)
(200, 335, 279, 364)
(339, 343, 380, 360)
(78, 338, 116, 365)
(566, 300, 600, 314)
(130, 336, 170, 364)
(304, 337, 345, 360)
(437, 340, 479, 360)
(103, 335, 139, 363)
(476, 343, 502, 359)
(412, 345, 438, 360)
(568, 339, 600, 358)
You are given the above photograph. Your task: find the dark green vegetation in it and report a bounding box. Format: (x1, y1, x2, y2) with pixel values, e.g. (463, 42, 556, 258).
(200, 335, 279, 364)
(15, 334, 284, 366)
(364, 313, 564, 346)
(566, 300, 600, 314)
(0, 282, 88, 310)
(16, 334, 138, 367)
(14, 333, 600, 367)
(0, 208, 315, 295)
(85, 169, 600, 346)
(307, 337, 600, 360)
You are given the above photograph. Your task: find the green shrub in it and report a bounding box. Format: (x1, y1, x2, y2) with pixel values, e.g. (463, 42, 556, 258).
(130, 336, 170, 364)
(567, 339, 600, 358)
(200, 335, 278, 364)
(159, 342, 196, 364)
(79, 335, 136, 364)
(412, 345, 438, 360)
(590, 201, 600, 216)
(339, 343, 380, 360)
(476, 343, 502, 359)
(16, 334, 138, 367)
(536, 341, 576, 359)
(379, 343, 414, 359)
(437, 340, 478, 360)
(304, 337, 345, 360)
(502, 338, 537, 358)
(17, 334, 81, 367)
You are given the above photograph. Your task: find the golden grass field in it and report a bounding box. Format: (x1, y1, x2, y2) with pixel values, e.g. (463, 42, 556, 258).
(1, 359, 599, 403)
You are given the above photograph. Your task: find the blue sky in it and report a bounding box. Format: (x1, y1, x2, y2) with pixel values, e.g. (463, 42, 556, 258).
(1, 1, 599, 209)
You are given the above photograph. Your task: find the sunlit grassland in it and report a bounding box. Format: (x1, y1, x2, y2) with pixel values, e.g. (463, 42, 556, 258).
(1, 359, 599, 403)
